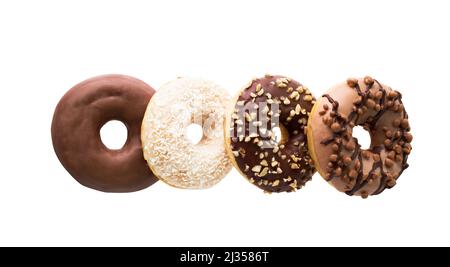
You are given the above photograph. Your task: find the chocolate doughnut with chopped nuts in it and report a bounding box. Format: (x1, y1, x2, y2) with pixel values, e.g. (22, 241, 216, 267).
(225, 75, 316, 193)
(307, 76, 412, 198)
(142, 78, 232, 189)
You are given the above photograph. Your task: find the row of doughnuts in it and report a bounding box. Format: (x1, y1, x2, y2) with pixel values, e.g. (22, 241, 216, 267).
(51, 74, 412, 198)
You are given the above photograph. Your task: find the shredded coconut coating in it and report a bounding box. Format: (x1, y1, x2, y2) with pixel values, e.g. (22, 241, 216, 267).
(141, 78, 232, 189)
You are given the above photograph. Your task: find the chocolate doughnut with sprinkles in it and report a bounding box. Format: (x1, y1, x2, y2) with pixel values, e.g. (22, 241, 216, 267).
(225, 75, 316, 193)
(307, 76, 412, 198)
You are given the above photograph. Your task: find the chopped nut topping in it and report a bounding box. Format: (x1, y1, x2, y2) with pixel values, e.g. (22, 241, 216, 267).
(290, 91, 299, 99)
(259, 167, 269, 177)
(252, 165, 262, 173)
(295, 104, 301, 115)
(291, 163, 300, 169)
(275, 78, 288, 88)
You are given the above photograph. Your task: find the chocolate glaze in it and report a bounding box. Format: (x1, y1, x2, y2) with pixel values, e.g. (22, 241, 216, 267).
(227, 75, 316, 192)
(51, 75, 158, 192)
(307, 76, 412, 198)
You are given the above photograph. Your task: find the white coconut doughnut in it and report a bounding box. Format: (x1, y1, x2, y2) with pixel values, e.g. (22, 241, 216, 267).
(141, 77, 232, 189)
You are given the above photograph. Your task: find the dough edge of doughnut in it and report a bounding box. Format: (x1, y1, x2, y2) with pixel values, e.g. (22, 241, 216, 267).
(307, 97, 328, 179)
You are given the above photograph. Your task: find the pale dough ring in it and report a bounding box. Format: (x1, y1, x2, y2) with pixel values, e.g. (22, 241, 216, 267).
(141, 77, 232, 189)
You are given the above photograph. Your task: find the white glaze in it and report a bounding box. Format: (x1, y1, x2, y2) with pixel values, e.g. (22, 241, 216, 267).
(141, 78, 231, 189)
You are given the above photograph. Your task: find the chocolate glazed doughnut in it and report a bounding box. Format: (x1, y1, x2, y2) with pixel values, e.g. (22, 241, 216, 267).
(307, 76, 412, 198)
(51, 75, 158, 192)
(225, 75, 316, 193)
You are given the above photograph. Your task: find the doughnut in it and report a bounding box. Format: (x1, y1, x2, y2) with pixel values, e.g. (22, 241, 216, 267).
(141, 77, 232, 189)
(51, 74, 158, 192)
(225, 75, 316, 193)
(307, 76, 412, 198)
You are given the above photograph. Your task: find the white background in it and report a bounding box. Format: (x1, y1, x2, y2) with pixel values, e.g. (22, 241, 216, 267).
(0, 0, 448, 246)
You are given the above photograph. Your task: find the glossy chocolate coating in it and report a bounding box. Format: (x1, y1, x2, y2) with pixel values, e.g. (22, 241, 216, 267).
(227, 75, 316, 192)
(51, 74, 158, 192)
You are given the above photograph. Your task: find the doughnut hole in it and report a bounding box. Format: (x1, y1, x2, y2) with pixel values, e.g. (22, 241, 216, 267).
(352, 125, 371, 150)
(272, 124, 289, 145)
(186, 123, 204, 144)
(100, 120, 128, 150)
